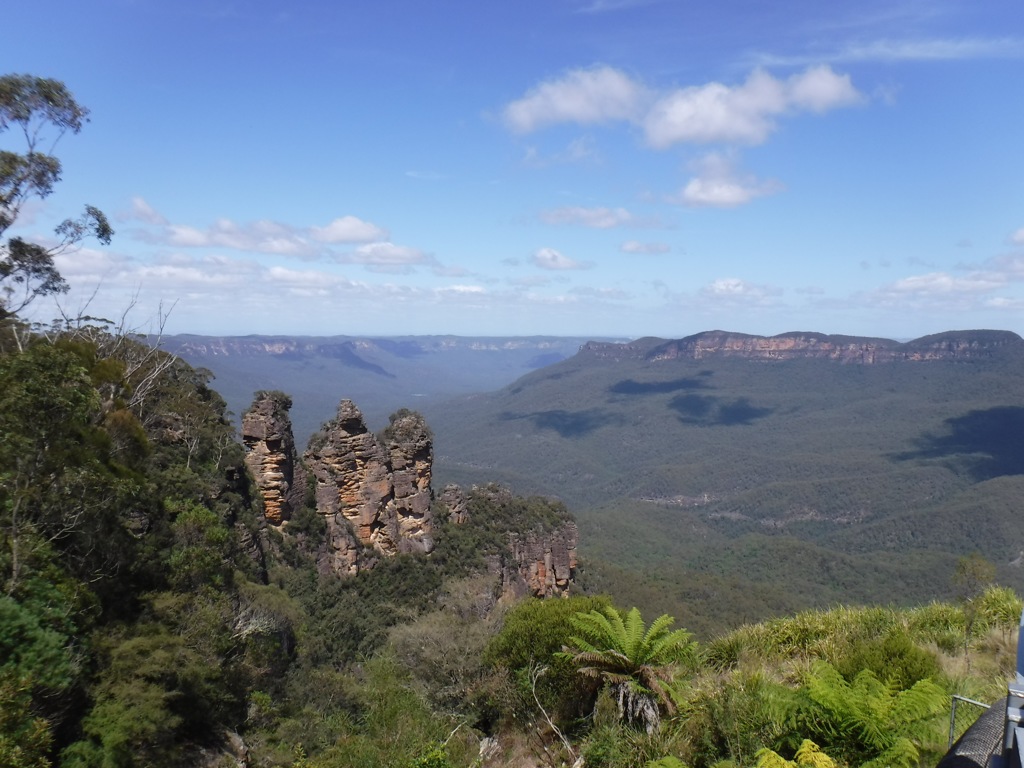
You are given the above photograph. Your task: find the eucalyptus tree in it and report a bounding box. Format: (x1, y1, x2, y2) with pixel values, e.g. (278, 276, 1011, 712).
(0, 74, 112, 321)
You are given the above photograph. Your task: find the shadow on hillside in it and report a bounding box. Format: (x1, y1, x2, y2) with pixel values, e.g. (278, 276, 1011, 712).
(896, 406, 1024, 480)
(371, 339, 425, 358)
(609, 376, 712, 395)
(500, 408, 623, 438)
(670, 395, 774, 426)
(316, 343, 396, 377)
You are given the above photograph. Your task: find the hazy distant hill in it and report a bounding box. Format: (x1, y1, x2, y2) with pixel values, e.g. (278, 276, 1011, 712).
(425, 329, 1024, 635)
(161, 334, 607, 445)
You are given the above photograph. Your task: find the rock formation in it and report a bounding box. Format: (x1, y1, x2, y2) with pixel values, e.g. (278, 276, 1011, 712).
(503, 522, 578, 598)
(580, 329, 1024, 365)
(241, 391, 305, 526)
(438, 483, 470, 524)
(243, 395, 577, 595)
(449, 483, 578, 599)
(304, 401, 435, 577)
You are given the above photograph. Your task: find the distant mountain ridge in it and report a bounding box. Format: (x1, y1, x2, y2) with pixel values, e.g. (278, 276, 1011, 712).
(581, 329, 1024, 364)
(159, 333, 608, 446)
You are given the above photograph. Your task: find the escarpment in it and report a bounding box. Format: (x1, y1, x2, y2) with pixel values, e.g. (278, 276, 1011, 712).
(242, 396, 578, 594)
(444, 483, 578, 599)
(580, 329, 1024, 364)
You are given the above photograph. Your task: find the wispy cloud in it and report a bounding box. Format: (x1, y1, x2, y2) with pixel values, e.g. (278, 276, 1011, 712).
(127, 199, 393, 260)
(532, 247, 591, 270)
(540, 206, 638, 228)
(621, 240, 670, 254)
(753, 37, 1024, 67)
(867, 252, 1024, 310)
(574, 0, 664, 13)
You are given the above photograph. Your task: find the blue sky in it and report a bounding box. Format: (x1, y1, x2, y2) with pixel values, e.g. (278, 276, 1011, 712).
(4, 0, 1023, 339)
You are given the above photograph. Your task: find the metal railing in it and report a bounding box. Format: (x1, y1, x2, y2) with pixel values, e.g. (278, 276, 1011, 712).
(950, 695, 991, 749)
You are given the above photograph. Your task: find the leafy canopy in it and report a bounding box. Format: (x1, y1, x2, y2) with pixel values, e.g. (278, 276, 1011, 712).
(0, 74, 112, 319)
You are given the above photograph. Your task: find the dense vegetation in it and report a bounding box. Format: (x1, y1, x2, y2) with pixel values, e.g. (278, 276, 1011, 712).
(426, 349, 1024, 634)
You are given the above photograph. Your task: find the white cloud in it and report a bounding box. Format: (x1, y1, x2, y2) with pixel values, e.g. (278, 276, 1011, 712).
(346, 242, 431, 272)
(1010, 228, 1024, 245)
(621, 240, 670, 254)
(675, 152, 782, 208)
(124, 196, 168, 225)
(162, 218, 315, 256)
(531, 247, 590, 270)
(503, 66, 649, 134)
(130, 210, 392, 258)
(701, 278, 781, 303)
(884, 272, 1003, 295)
(540, 206, 636, 228)
(645, 65, 861, 148)
(310, 215, 388, 243)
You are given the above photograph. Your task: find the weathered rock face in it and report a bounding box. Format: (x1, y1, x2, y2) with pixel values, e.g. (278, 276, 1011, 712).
(243, 395, 578, 594)
(242, 392, 305, 526)
(439, 483, 470, 524)
(304, 401, 435, 577)
(581, 330, 1024, 365)
(385, 410, 435, 554)
(454, 482, 578, 599)
(505, 522, 578, 598)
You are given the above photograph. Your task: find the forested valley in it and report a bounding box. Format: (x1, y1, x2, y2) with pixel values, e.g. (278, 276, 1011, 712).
(3, 74, 1023, 768)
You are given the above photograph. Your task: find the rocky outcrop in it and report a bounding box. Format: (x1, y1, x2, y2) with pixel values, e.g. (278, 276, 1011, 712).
(452, 483, 578, 598)
(504, 522, 578, 598)
(243, 395, 578, 594)
(581, 330, 1024, 365)
(242, 392, 305, 526)
(304, 401, 435, 577)
(439, 483, 470, 524)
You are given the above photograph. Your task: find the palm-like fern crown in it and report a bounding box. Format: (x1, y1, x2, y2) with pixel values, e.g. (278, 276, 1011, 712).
(565, 606, 696, 688)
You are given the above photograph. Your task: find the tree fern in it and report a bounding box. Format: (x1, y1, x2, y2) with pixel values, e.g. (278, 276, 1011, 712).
(562, 606, 697, 733)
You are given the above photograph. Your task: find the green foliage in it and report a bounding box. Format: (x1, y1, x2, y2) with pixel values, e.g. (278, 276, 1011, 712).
(485, 594, 610, 723)
(796, 661, 947, 768)
(756, 740, 837, 768)
(0, 674, 52, 768)
(0, 74, 112, 318)
(167, 500, 231, 590)
(562, 605, 698, 732)
(833, 632, 941, 689)
(682, 667, 801, 768)
(0, 594, 74, 690)
(432, 484, 574, 575)
(408, 744, 454, 768)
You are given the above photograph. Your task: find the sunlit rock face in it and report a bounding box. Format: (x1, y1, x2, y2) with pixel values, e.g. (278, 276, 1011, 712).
(505, 522, 578, 598)
(304, 400, 435, 577)
(581, 330, 1024, 364)
(241, 392, 305, 526)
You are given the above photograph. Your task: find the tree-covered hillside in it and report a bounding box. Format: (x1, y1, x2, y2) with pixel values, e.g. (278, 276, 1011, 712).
(427, 343, 1024, 634)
